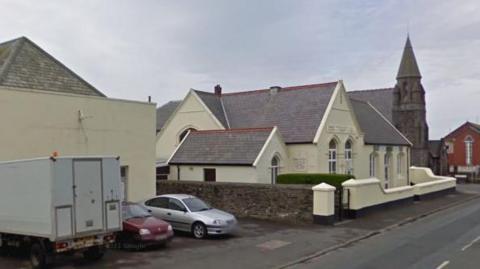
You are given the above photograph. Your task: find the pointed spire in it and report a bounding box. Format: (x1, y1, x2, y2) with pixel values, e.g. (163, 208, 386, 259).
(396, 36, 421, 79)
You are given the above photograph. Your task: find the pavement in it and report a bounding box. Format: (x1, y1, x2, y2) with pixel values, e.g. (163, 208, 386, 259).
(288, 184, 480, 269)
(0, 183, 479, 269)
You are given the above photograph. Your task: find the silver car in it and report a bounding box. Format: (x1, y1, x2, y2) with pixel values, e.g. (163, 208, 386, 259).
(141, 194, 237, 239)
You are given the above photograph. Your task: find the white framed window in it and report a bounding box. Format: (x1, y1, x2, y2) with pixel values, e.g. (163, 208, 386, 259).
(179, 128, 196, 143)
(345, 140, 353, 175)
(328, 139, 337, 174)
(271, 156, 280, 184)
(465, 136, 474, 165)
(384, 153, 391, 189)
(397, 153, 404, 176)
(369, 153, 377, 177)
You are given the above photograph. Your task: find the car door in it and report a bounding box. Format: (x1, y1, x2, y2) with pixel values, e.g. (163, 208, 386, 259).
(144, 197, 169, 221)
(166, 198, 193, 232)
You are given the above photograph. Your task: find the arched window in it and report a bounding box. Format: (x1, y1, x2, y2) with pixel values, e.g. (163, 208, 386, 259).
(465, 136, 474, 166)
(328, 139, 337, 174)
(179, 128, 196, 142)
(384, 153, 391, 189)
(397, 153, 404, 176)
(271, 156, 280, 184)
(369, 153, 377, 177)
(345, 140, 353, 175)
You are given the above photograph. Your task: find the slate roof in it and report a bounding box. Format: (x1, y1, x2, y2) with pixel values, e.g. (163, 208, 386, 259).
(0, 37, 105, 96)
(348, 88, 394, 121)
(156, 100, 181, 131)
(350, 99, 410, 146)
(194, 91, 229, 128)
(169, 128, 273, 165)
(397, 36, 422, 79)
(471, 122, 480, 133)
(193, 82, 338, 143)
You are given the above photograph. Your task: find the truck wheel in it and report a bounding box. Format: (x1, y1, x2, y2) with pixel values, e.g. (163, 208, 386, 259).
(192, 222, 207, 239)
(83, 246, 105, 261)
(30, 243, 47, 269)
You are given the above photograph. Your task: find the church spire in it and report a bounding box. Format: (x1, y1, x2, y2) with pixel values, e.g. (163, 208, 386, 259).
(396, 36, 421, 79)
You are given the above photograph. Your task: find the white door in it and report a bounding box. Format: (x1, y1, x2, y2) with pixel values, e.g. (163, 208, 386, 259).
(120, 166, 128, 202)
(73, 160, 104, 234)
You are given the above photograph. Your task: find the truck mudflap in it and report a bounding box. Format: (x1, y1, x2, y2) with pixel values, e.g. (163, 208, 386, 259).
(54, 234, 115, 253)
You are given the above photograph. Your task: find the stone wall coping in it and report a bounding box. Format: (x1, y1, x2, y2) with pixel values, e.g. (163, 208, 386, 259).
(414, 177, 456, 188)
(383, 185, 414, 194)
(312, 183, 336, 191)
(342, 178, 380, 187)
(157, 180, 313, 190)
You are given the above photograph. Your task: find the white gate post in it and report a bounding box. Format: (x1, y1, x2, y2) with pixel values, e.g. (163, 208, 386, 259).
(312, 183, 336, 225)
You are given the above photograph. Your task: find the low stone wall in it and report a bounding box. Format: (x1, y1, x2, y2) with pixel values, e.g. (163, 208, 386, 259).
(157, 180, 313, 223)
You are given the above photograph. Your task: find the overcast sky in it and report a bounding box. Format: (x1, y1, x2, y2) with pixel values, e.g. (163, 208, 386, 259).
(1, 0, 479, 138)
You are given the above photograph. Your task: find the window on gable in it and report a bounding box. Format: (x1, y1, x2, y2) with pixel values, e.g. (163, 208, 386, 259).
(465, 136, 474, 165)
(179, 128, 196, 143)
(345, 140, 353, 175)
(369, 153, 377, 177)
(328, 139, 337, 174)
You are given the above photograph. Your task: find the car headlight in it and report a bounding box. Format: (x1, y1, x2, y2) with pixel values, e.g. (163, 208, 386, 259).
(139, 228, 151, 235)
(213, 219, 224, 225)
(167, 225, 173, 231)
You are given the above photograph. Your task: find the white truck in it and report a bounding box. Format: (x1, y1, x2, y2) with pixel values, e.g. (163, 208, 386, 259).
(0, 156, 123, 268)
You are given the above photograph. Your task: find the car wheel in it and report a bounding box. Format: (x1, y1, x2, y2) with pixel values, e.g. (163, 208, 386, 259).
(192, 222, 207, 239)
(30, 243, 47, 269)
(83, 246, 105, 261)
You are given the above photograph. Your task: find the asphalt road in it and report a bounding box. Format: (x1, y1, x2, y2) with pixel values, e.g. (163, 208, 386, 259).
(290, 195, 480, 269)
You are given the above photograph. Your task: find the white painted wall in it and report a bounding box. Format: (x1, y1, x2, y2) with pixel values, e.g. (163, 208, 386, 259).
(342, 178, 414, 210)
(315, 82, 367, 176)
(254, 128, 289, 184)
(0, 86, 156, 202)
(158, 82, 412, 188)
(172, 165, 258, 183)
(156, 90, 224, 161)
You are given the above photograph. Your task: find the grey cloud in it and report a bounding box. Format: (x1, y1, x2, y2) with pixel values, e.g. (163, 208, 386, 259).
(0, 0, 478, 138)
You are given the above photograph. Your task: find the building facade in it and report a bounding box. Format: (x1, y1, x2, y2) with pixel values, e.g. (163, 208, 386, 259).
(443, 122, 480, 179)
(156, 81, 412, 188)
(0, 37, 156, 201)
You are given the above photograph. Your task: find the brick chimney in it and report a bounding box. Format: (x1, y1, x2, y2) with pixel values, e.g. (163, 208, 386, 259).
(214, 84, 222, 96)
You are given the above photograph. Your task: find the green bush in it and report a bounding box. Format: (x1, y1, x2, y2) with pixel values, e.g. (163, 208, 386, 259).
(277, 173, 355, 188)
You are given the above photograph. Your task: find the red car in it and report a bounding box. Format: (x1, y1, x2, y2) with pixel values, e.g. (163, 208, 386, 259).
(117, 202, 174, 249)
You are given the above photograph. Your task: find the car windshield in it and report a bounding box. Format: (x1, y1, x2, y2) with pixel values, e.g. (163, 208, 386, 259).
(124, 204, 152, 219)
(182, 197, 211, 212)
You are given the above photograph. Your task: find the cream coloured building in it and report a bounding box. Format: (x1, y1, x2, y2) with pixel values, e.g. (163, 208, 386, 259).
(0, 37, 156, 201)
(156, 81, 412, 188)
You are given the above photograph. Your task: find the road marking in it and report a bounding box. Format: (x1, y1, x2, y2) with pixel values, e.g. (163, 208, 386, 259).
(436, 260, 449, 269)
(461, 235, 480, 251)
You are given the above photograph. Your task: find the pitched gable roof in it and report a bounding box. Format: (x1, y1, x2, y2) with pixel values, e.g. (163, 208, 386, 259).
(193, 90, 229, 128)
(350, 99, 410, 146)
(471, 122, 480, 133)
(348, 88, 394, 121)
(0, 37, 105, 96)
(221, 82, 338, 143)
(156, 100, 181, 131)
(445, 121, 480, 139)
(169, 128, 274, 165)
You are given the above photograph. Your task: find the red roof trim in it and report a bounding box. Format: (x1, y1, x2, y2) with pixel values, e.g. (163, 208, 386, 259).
(348, 88, 394, 93)
(221, 81, 338, 96)
(190, 127, 274, 134)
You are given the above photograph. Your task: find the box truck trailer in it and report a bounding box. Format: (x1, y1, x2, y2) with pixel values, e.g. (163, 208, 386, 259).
(0, 156, 123, 268)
